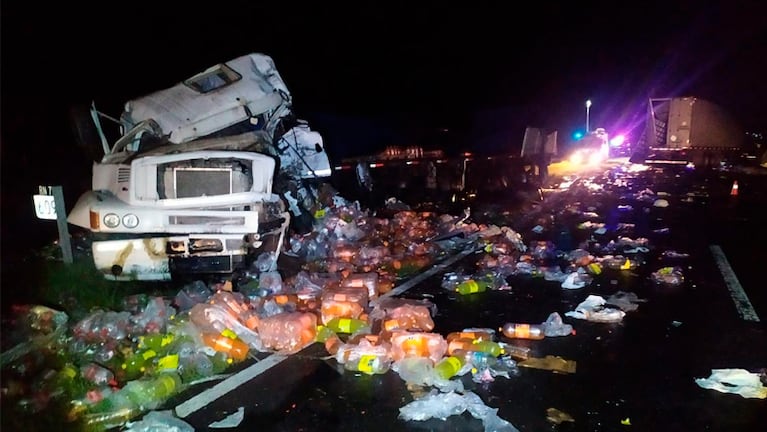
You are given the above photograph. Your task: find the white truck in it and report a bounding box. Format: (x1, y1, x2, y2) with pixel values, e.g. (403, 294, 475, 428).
(67, 53, 331, 280)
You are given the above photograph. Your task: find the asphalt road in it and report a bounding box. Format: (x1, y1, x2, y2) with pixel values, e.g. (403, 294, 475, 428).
(163, 162, 767, 432)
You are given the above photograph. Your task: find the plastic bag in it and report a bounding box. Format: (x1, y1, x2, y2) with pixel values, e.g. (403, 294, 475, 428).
(398, 390, 519, 432)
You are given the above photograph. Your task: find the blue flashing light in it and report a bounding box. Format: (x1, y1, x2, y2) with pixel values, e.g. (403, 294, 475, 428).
(573, 131, 584, 140)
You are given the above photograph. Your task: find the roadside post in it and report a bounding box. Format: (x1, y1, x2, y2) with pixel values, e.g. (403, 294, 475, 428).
(33, 185, 73, 264)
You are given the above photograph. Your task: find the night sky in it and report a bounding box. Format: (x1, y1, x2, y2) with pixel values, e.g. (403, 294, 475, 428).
(1, 1, 766, 254)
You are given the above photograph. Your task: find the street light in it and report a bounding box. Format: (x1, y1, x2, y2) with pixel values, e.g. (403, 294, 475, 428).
(585, 99, 592, 134)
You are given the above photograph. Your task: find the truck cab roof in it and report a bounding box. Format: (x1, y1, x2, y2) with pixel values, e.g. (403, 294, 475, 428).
(120, 53, 293, 144)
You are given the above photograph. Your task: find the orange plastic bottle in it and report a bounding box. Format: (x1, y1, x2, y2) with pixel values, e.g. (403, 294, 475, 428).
(202, 333, 249, 362)
(500, 323, 545, 340)
(446, 329, 495, 343)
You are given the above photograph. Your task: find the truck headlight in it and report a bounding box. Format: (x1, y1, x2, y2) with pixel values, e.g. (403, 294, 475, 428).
(103, 213, 120, 228)
(570, 152, 584, 164)
(122, 214, 139, 228)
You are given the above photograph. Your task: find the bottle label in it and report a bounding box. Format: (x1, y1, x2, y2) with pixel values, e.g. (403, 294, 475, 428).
(338, 318, 351, 333)
(221, 329, 238, 340)
(161, 335, 174, 347)
(444, 356, 462, 372)
(158, 354, 179, 370)
(460, 280, 479, 293)
(358, 355, 377, 373)
(517, 324, 531, 339)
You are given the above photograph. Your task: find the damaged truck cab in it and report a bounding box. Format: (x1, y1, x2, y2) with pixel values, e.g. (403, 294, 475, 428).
(68, 53, 331, 280)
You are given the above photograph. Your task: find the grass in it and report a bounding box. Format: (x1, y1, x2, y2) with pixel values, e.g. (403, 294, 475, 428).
(31, 242, 175, 320)
(39, 259, 141, 320)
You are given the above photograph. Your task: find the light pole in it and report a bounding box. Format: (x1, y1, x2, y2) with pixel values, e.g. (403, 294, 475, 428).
(585, 99, 592, 134)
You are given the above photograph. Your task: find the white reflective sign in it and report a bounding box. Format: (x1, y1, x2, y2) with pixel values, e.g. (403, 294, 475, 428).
(33, 195, 57, 220)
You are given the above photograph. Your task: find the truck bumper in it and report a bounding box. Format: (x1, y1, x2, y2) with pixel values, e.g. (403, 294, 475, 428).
(91, 214, 289, 281)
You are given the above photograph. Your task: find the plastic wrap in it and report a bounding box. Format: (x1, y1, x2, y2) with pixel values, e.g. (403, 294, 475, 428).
(258, 312, 317, 353)
(341, 272, 379, 299)
(389, 331, 447, 364)
(320, 285, 368, 324)
(381, 303, 434, 332)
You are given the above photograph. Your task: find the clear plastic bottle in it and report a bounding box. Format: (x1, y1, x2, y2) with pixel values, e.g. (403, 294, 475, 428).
(500, 323, 545, 340)
(453, 349, 499, 370)
(343, 352, 391, 375)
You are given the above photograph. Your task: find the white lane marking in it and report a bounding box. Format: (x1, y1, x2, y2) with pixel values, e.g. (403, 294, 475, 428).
(372, 246, 478, 305)
(709, 245, 760, 322)
(174, 353, 288, 418)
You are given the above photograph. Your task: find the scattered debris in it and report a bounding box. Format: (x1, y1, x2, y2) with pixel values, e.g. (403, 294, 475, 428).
(695, 369, 767, 399)
(546, 407, 575, 424)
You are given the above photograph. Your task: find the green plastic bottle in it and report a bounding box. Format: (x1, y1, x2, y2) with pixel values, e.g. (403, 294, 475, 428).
(149, 372, 182, 399)
(455, 279, 491, 295)
(434, 355, 466, 380)
(210, 351, 231, 374)
(139, 333, 175, 354)
(471, 340, 505, 357)
(121, 349, 157, 381)
(325, 317, 369, 334)
(315, 325, 337, 343)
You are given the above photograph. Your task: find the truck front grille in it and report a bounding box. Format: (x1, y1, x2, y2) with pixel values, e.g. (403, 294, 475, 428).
(158, 158, 253, 199)
(118, 167, 131, 183)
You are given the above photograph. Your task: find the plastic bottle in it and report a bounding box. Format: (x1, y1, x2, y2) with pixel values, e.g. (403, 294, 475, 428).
(447, 338, 476, 355)
(446, 329, 495, 343)
(500, 323, 545, 340)
(447, 338, 504, 357)
(139, 333, 175, 354)
(499, 343, 531, 360)
(81, 362, 115, 386)
(202, 333, 249, 362)
(434, 355, 466, 380)
(453, 349, 499, 371)
(148, 372, 183, 399)
(325, 317, 369, 334)
(121, 349, 157, 381)
(455, 279, 491, 295)
(315, 325, 337, 343)
(471, 340, 505, 357)
(210, 351, 231, 374)
(83, 407, 141, 431)
(344, 352, 391, 375)
(120, 373, 182, 410)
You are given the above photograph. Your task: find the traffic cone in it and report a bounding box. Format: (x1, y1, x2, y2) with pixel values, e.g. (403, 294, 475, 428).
(730, 180, 739, 196)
